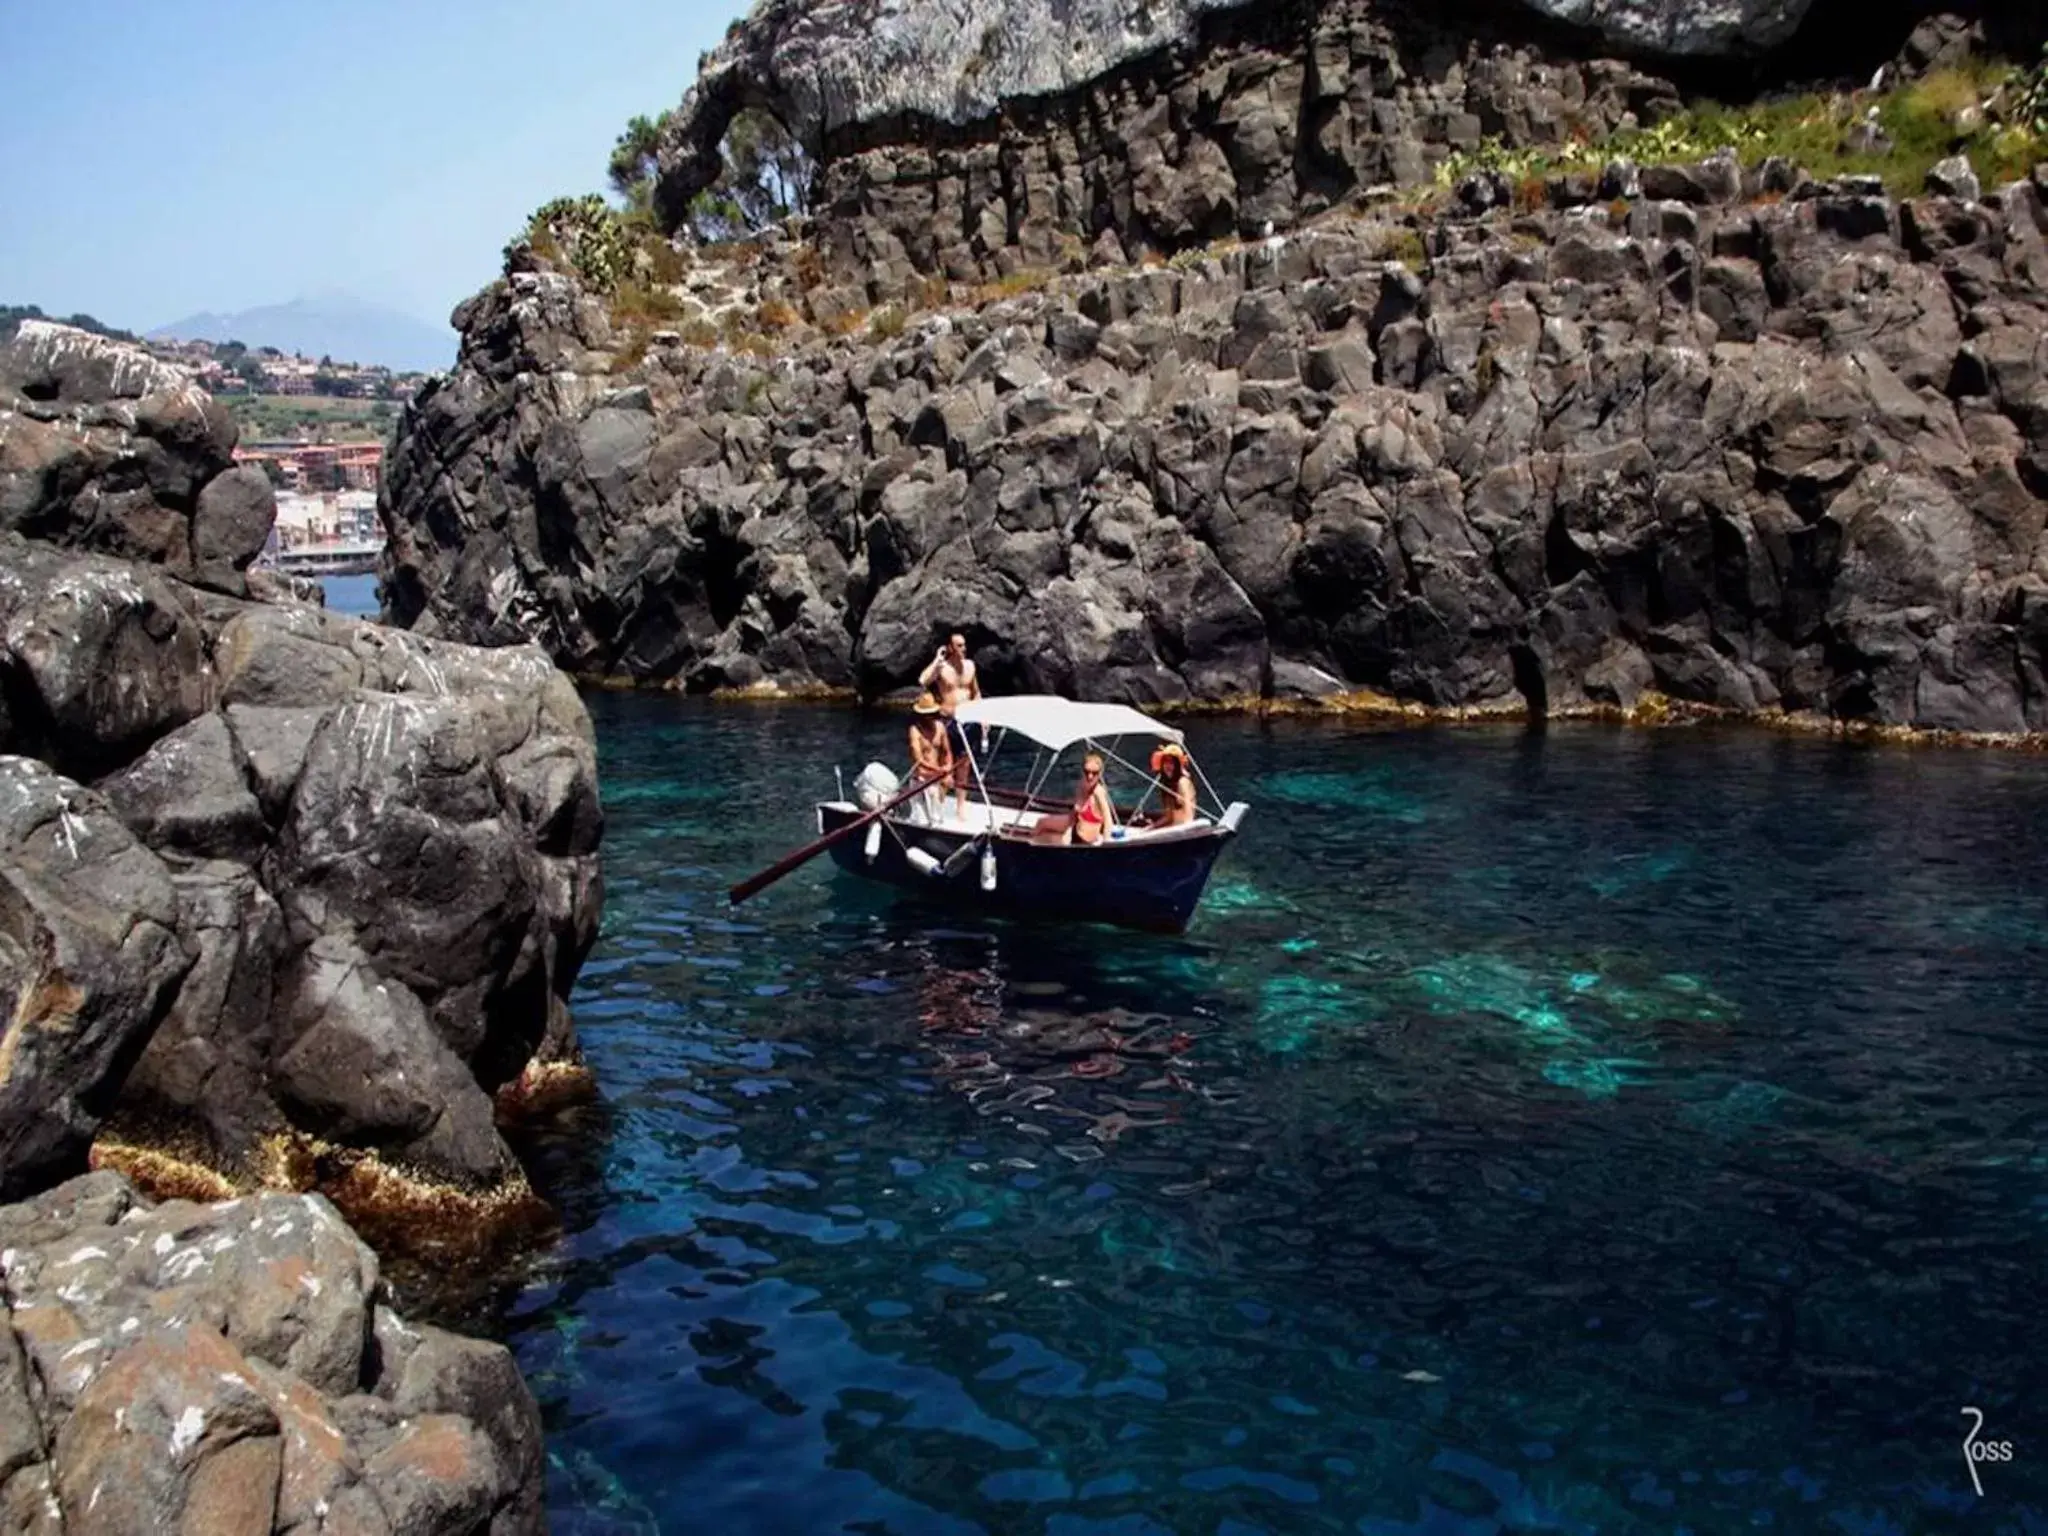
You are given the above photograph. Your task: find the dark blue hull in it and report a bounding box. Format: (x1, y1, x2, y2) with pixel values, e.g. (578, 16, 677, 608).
(819, 805, 1237, 934)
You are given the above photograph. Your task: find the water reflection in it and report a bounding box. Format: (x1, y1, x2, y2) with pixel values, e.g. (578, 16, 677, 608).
(495, 698, 2048, 1534)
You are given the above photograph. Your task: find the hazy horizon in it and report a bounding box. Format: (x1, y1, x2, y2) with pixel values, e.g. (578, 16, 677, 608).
(4, 1, 741, 334)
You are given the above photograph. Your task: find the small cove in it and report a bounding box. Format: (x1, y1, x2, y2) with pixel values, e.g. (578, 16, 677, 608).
(491, 696, 2048, 1532)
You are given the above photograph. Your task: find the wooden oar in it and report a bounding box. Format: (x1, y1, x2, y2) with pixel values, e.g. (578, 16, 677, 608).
(728, 774, 939, 906)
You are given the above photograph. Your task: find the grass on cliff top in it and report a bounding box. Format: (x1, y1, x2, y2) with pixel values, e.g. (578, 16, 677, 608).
(1441, 61, 2047, 199)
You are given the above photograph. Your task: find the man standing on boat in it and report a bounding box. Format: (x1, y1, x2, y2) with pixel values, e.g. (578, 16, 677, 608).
(921, 633, 983, 820)
(920, 633, 983, 713)
(906, 695, 952, 826)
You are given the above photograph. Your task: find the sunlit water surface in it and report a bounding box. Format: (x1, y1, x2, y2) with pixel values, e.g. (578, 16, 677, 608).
(491, 697, 2048, 1534)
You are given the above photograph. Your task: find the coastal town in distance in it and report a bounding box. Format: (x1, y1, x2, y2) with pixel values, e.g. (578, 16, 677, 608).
(153, 330, 402, 573)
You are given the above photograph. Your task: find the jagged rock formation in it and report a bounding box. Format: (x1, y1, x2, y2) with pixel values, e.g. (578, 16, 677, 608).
(1523, 0, 1813, 56)
(0, 536, 603, 1205)
(0, 324, 604, 1212)
(648, 0, 2039, 296)
(0, 325, 591, 1536)
(0, 321, 276, 595)
(384, 154, 2048, 734)
(0, 1170, 543, 1535)
(657, 0, 1694, 287)
(655, 0, 1822, 230)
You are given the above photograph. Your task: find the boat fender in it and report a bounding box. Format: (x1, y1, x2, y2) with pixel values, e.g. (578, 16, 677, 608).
(980, 845, 998, 892)
(863, 821, 883, 863)
(905, 846, 942, 877)
(939, 838, 982, 879)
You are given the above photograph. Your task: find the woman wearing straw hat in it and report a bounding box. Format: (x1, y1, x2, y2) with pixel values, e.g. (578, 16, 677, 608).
(1148, 742, 1197, 828)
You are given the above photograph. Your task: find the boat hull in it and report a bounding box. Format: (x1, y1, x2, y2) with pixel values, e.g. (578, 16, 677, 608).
(818, 805, 1235, 934)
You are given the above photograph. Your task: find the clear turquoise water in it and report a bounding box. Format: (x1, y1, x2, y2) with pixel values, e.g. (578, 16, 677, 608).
(499, 697, 2048, 1533)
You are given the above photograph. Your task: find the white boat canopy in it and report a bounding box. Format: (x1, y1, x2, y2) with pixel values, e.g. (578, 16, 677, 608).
(954, 695, 1184, 754)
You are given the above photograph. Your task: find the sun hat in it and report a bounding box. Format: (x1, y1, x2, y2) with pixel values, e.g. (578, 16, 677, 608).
(913, 695, 941, 715)
(1150, 742, 1188, 772)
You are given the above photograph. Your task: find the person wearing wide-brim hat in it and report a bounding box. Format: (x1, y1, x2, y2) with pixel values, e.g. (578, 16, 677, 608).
(1148, 741, 1196, 827)
(906, 694, 953, 825)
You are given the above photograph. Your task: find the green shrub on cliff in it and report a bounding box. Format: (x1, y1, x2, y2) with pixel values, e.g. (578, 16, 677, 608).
(1436, 60, 2046, 200)
(2017, 45, 2048, 135)
(514, 195, 635, 292)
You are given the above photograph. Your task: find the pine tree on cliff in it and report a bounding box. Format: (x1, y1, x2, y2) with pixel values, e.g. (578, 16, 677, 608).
(608, 106, 811, 239)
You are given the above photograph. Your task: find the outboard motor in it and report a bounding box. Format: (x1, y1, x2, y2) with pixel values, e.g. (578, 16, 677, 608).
(853, 762, 900, 811)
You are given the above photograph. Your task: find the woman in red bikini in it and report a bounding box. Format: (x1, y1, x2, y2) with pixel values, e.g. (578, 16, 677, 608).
(1030, 753, 1116, 844)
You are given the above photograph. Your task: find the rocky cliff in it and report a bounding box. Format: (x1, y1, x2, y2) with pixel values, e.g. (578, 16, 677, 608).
(0, 321, 277, 597)
(383, 3, 2048, 738)
(0, 321, 604, 1213)
(0, 323, 598, 1529)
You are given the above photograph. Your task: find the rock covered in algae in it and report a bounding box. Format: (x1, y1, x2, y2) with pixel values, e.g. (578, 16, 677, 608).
(0, 1169, 543, 1534)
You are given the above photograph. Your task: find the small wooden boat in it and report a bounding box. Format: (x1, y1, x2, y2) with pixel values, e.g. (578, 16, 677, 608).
(813, 696, 1249, 934)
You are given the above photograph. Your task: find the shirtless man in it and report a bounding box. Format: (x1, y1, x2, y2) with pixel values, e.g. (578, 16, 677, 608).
(920, 633, 982, 712)
(919, 633, 982, 818)
(906, 695, 953, 825)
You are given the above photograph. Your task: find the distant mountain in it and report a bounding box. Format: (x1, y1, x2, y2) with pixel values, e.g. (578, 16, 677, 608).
(150, 294, 453, 373)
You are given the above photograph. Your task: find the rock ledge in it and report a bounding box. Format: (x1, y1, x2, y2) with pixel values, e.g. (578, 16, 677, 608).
(0, 1171, 543, 1535)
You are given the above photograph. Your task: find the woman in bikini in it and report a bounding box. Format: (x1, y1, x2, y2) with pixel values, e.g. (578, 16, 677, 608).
(1029, 753, 1116, 844)
(1148, 742, 1197, 827)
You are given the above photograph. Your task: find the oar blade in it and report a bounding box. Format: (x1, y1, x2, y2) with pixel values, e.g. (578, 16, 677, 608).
(727, 774, 935, 906)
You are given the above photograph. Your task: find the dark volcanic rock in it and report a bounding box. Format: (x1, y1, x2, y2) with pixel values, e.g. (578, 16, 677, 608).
(0, 534, 602, 1192)
(649, 0, 1885, 244)
(0, 758, 188, 1202)
(0, 322, 273, 595)
(386, 176, 2048, 734)
(0, 538, 213, 779)
(0, 1170, 543, 1535)
(272, 936, 517, 1187)
(656, 0, 1687, 287)
(0, 317, 592, 1536)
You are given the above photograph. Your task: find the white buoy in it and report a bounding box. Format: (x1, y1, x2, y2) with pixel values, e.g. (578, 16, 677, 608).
(980, 846, 998, 891)
(906, 846, 941, 876)
(864, 822, 883, 862)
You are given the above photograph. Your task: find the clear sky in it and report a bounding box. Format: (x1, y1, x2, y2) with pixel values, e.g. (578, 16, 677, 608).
(3, 0, 741, 332)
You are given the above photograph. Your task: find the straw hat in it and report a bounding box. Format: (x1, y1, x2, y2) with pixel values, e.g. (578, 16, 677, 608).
(912, 695, 941, 715)
(1150, 742, 1188, 772)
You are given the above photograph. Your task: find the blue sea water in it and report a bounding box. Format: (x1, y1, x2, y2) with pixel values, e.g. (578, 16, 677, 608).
(323, 572, 381, 617)
(494, 697, 2048, 1533)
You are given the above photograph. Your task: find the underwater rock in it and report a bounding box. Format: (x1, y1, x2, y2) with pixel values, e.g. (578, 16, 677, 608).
(0, 1169, 543, 1534)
